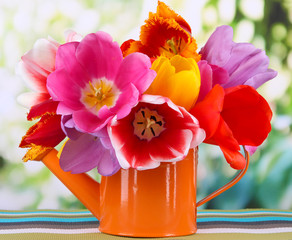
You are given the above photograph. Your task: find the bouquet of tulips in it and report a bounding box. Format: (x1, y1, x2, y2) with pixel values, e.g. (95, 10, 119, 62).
(18, 2, 276, 176)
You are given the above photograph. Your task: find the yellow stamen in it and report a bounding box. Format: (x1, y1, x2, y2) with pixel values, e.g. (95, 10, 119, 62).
(166, 38, 178, 54)
(81, 78, 120, 115)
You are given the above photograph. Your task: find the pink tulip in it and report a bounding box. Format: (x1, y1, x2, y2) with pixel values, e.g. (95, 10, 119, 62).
(47, 31, 156, 134)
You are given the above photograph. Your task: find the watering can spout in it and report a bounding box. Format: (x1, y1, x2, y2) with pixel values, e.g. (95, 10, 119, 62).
(41, 149, 100, 220)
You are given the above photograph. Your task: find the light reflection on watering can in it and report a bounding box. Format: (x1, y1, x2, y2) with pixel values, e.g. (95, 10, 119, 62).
(41, 147, 249, 237)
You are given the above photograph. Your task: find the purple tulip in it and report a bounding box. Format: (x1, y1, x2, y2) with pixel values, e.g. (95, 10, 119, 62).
(198, 25, 277, 101)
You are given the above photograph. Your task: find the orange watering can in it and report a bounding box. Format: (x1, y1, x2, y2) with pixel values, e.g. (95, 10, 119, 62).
(41, 147, 249, 237)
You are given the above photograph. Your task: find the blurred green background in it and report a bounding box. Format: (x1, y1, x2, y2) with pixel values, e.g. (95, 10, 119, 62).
(0, 0, 291, 210)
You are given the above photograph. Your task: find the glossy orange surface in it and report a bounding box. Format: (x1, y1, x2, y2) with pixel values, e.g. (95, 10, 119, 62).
(99, 149, 197, 237)
(41, 148, 249, 237)
(42, 149, 197, 237)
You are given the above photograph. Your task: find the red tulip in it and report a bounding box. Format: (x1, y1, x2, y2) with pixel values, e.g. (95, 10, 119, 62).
(190, 84, 272, 169)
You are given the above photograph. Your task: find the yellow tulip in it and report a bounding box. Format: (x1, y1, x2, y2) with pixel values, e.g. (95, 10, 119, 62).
(146, 55, 201, 111)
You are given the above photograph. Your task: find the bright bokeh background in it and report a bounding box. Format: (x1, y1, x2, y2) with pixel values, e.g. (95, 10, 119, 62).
(0, 0, 291, 210)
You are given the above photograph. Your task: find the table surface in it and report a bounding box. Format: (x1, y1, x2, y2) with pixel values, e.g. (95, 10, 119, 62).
(0, 209, 292, 240)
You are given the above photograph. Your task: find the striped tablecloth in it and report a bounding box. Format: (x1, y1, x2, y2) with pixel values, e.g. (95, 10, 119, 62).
(0, 209, 292, 240)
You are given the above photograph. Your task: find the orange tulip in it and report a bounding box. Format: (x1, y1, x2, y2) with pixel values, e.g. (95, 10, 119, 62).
(121, 1, 200, 61)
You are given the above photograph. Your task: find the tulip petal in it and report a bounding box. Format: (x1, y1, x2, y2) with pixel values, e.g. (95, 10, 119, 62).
(61, 115, 83, 140)
(201, 25, 277, 89)
(197, 61, 229, 102)
(200, 25, 234, 67)
(22, 38, 59, 73)
(211, 64, 229, 85)
(16, 38, 59, 93)
(121, 40, 154, 58)
(223, 46, 270, 88)
(222, 85, 272, 146)
(211, 118, 245, 169)
(148, 56, 200, 110)
(109, 117, 158, 169)
(178, 106, 206, 148)
(197, 60, 213, 102)
(47, 69, 84, 111)
(57, 102, 77, 115)
(190, 84, 224, 139)
(27, 99, 58, 120)
(150, 129, 193, 162)
(73, 109, 112, 133)
(211, 117, 240, 151)
(97, 150, 121, 176)
(19, 114, 65, 148)
(156, 1, 192, 34)
(146, 57, 175, 96)
(16, 60, 48, 93)
(166, 71, 200, 110)
(76, 32, 123, 80)
(110, 83, 140, 119)
(55, 42, 79, 71)
(223, 43, 258, 74)
(17, 92, 51, 108)
(115, 52, 156, 92)
(55, 42, 91, 90)
(219, 145, 246, 170)
(244, 69, 278, 89)
(64, 29, 83, 42)
(118, 134, 162, 170)
(22, 145, 53, 162)
(140, 15, 188, 53)
(245, 145, 258, 156)
(60, 134, 119, 174)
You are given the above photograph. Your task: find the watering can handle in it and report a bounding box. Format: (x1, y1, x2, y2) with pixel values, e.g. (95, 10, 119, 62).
(196, 147, 250, 207)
